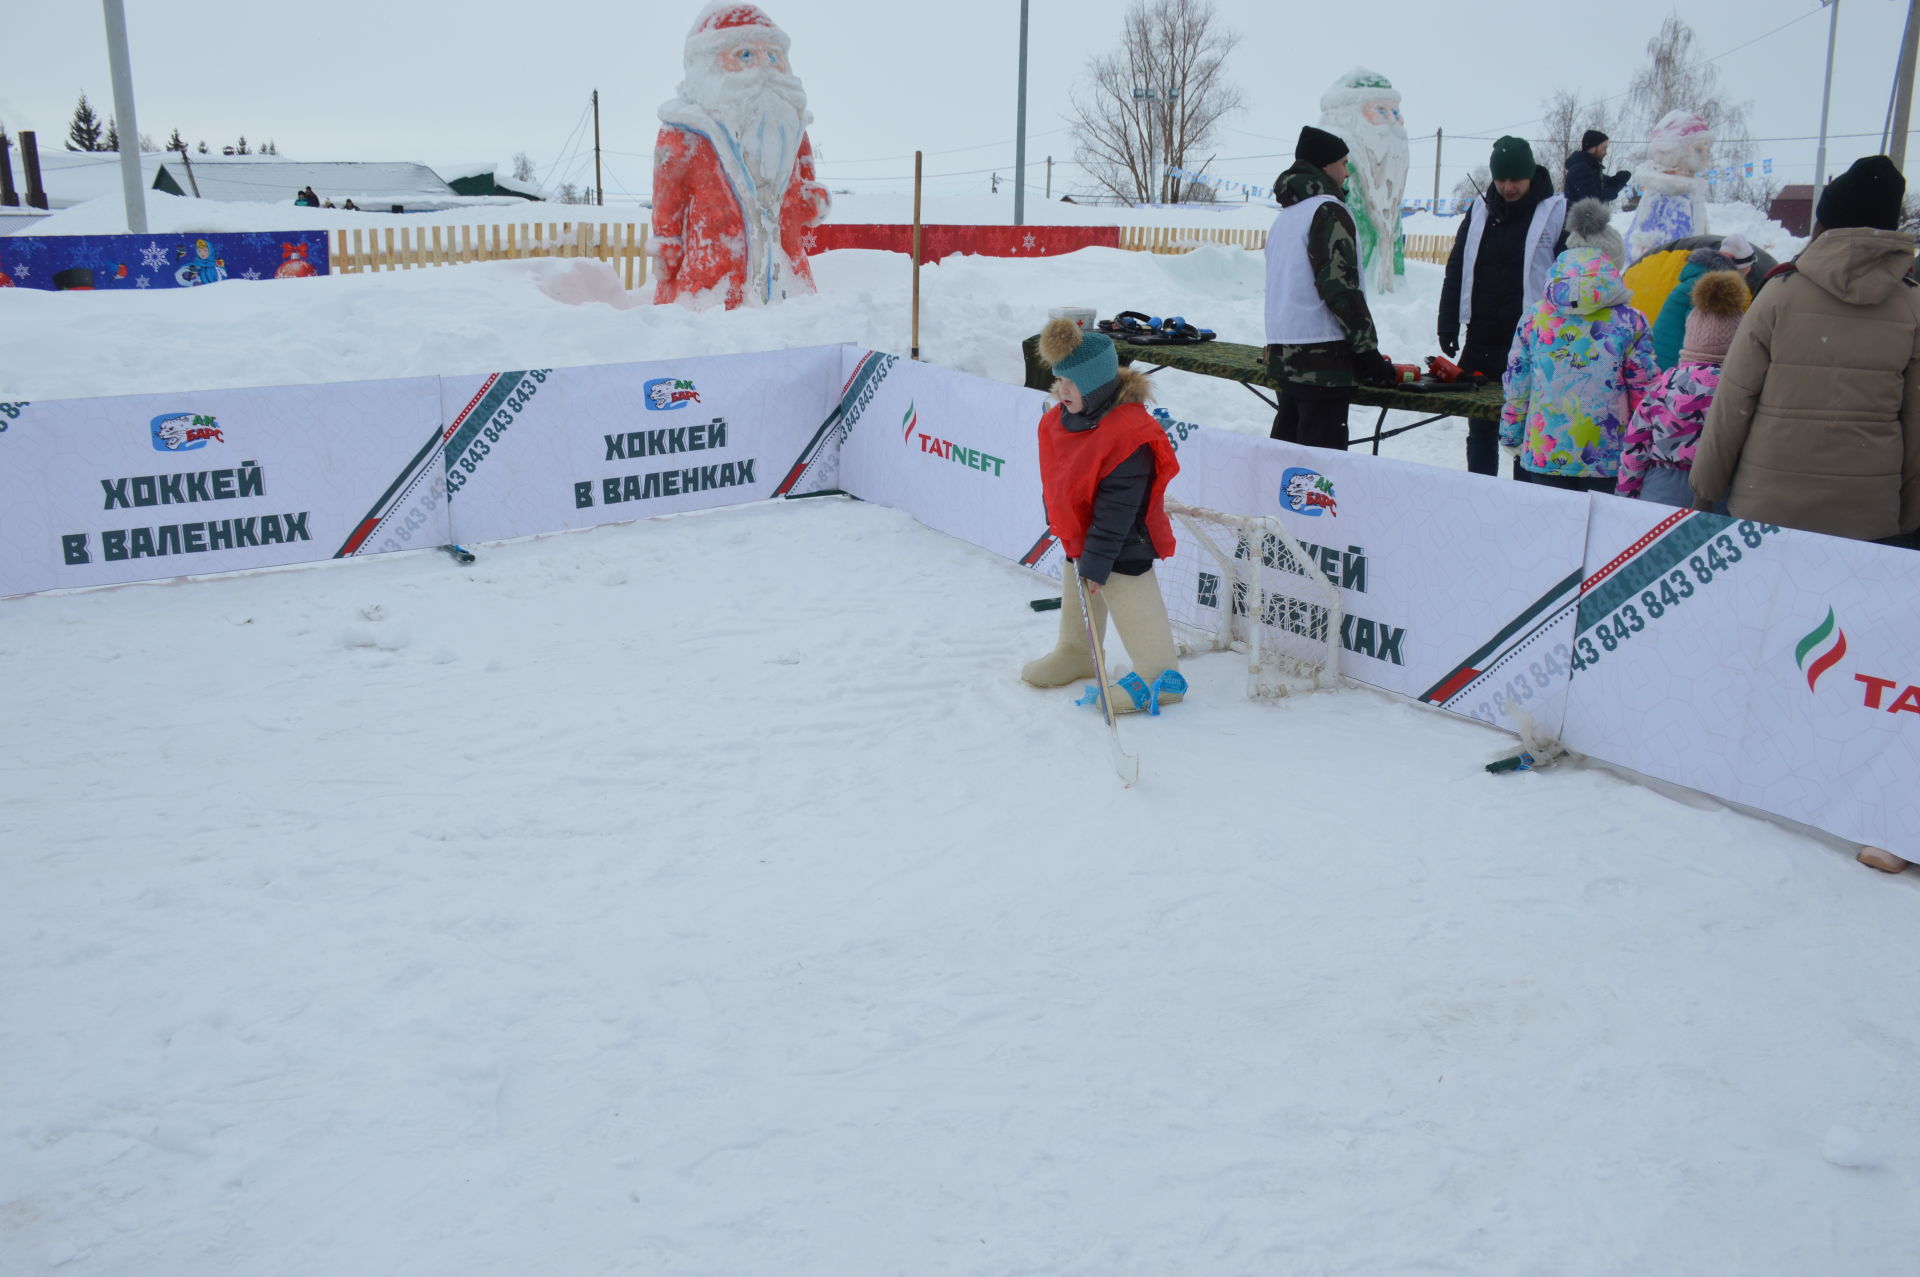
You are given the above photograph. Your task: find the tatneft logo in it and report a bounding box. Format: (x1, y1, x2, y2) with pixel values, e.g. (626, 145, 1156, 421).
(1796, 607, 1920, 715)
(902, 400, 1006, 477)
(150, 412, 225, 452)
(644, 377, 701, 411)
(1280, 466, 1337, 517)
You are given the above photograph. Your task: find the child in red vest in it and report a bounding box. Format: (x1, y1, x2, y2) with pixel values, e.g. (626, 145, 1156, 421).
(1023, 318, 1184, 713)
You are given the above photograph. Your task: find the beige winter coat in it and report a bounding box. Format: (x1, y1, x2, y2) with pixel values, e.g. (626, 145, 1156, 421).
(1690, 227, 1920, 541)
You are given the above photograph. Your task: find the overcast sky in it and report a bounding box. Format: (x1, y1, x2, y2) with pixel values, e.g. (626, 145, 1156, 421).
(2, 0, 1911, 206)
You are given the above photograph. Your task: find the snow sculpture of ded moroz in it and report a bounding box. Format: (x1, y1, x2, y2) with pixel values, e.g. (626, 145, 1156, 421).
(649, 3, 831, 309)
(1625, 111, 1713, 264)
(1318, 68, 1409, 294)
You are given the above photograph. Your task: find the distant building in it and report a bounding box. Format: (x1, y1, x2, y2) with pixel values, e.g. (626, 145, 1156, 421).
(151, 159, 463, 210)
(1770, 184, 1815, 238)
(434, 163, 542, 202)
(29, 150, 170, 210)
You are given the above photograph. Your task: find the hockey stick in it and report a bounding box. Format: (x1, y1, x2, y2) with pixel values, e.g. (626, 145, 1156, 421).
(1078, 576, 1139, 787)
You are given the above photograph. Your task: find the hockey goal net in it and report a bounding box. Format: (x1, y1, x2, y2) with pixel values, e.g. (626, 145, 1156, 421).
(1158, 500, 1344, 697)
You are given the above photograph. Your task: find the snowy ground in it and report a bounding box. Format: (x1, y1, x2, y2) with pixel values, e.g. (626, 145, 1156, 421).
(6, 198, 1913, 1276)
(4, 497, 1917, 1275)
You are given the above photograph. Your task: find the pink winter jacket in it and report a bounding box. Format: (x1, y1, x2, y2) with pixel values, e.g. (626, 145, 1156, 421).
(1617, 361, 1722, 498)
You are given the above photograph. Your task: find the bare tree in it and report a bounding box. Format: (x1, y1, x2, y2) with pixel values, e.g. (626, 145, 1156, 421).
(1534, 90, 1616, 189)
(1618, 16, 1755, 199)
(1068, 0, 1244, 204)
(1451, 164, 1490, 207)
(511, 151, 536, 182)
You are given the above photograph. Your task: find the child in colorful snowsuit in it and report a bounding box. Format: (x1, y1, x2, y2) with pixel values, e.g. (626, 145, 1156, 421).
(1023, 318, 1185, 714)
(1616, 270, 1747, 506)
(1499, 246, 1658, 491)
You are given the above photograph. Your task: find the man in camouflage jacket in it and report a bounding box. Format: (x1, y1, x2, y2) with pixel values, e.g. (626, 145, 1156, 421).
(1262, 126, 1399, 449)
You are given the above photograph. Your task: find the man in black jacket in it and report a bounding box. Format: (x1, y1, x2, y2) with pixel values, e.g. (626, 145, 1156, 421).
(1438, 137, 1568, 475)
(1563, 130, 1631, 205)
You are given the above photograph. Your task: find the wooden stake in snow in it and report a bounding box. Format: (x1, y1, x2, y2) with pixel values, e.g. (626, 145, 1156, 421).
(911, 150, 923, 361)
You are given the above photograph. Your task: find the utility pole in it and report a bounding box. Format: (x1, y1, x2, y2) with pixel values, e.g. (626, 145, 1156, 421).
(173, 141, 200, 197)
(1014, 0, 1029, 225)
(1433, 128, 1443, 208)
(1891, 0, 1920, 173)
(1814, 0, 1841, 193)
(101, 0, 148, 233)
(593, 89, 604, 206)
(1046, 155, 1052, 200)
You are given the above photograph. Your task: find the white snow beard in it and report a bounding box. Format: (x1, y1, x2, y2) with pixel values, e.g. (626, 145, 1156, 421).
(1354, 124, 1410, 223)
(684, 66, 811, 205)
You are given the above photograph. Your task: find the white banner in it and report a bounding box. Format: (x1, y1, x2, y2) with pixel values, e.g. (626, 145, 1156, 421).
(1560, 496, 1920, 861)
(0, 379, 446, 598)
(1163, 430, 1591, 740)
(834, 350, 1056, 566)
(439, 346, 846, 546)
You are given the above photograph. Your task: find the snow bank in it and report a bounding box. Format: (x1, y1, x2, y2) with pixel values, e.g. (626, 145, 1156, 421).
(3, 496, 1914, 1275)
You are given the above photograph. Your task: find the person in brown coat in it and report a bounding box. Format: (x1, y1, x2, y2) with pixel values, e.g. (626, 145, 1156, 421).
(1690, 156, 1920, 546)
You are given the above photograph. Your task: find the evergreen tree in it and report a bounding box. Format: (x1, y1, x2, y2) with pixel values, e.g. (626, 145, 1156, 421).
(167, 128, 186, 153)
(196, 140, 208, 154)
(235, 135, 249, 155)
(66, 93, 106, 152)
(105, 119, 120, 152)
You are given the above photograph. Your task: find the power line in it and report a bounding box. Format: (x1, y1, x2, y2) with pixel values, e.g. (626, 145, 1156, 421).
(1462, 4, 1828, 137)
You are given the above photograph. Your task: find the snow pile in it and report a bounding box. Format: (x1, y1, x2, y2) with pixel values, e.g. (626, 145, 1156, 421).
(3, 496, 1916, 1275)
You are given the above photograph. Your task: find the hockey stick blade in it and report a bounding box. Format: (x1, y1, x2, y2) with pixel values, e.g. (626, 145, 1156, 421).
(1078, 576, 1138, 787)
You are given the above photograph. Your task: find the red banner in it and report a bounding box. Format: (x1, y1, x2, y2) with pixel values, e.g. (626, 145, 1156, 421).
(807, 224, 1122, 263)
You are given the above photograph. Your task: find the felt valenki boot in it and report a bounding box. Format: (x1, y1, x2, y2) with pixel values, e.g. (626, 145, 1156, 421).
(1022, 559, 1108, 687)
(1100, 567, 1183, 713)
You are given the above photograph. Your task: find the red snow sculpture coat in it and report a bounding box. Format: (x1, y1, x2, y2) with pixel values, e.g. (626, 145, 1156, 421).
(650, 123, 831, 309)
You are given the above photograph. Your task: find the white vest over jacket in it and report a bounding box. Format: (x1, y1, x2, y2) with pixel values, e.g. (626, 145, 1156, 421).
(1265, 195, 1359, 345)
(1459, 192, 1567, 328)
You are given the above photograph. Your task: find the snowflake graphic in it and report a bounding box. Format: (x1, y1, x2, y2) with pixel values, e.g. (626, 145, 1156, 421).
(243, 232, 276, 249)
(135, 276, 152, 288)
(1022, 233, 1037, 250)
(802, 230, 817, 251)
(241, 269, 262, 280)
(139, 241, 170, 272)
(14, 262, 30, 280)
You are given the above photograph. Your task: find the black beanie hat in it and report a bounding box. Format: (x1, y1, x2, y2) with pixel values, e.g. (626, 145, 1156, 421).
(1816, 155, 1906, 232)
(1582, 130, 1609, 151)
(1296, 125, 1349, 169)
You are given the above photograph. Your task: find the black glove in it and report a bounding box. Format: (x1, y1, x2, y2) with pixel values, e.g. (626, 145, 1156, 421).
(1618, 169, 1633, 184)
(1438, 331, 1459, 358)
(1354, 349, 1399, 387)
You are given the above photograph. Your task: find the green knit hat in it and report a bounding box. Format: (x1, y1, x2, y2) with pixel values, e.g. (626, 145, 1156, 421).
(1049, 328, 1119, 395)
(1490, 136, 1535, 182)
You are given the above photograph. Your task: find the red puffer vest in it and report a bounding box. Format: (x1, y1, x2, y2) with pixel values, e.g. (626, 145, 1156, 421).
(1038, 401, 1179, 559)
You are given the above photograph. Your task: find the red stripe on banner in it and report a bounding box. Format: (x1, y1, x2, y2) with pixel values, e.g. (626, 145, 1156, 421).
(444, 374, 500, 442)
(1581, 510, 1690, 593)
(1019, 531, 1058, 566)
(337, 517, 382, 558)
(1425, 667, 1483, 705)
(1807, 630, 1848, 691)
(810, 225, 1123, 264)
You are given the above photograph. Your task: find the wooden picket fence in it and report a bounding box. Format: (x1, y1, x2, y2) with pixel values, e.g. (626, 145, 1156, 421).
(1118, 225, 1456, 267)
(1118, 226, 1267, 255)
(327, 221, 650, 288)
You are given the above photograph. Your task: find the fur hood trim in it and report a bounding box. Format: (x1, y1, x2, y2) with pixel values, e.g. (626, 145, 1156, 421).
(1112, 367, 1153, 406)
